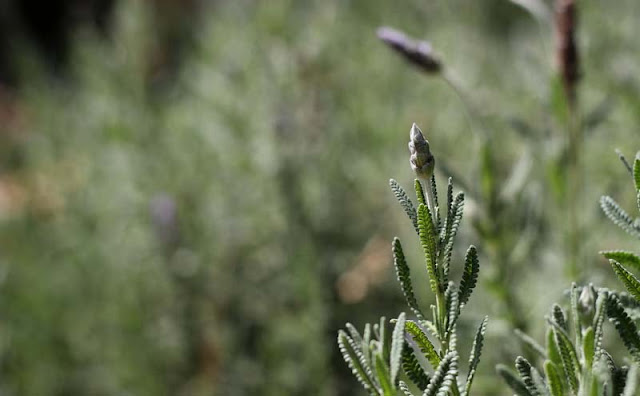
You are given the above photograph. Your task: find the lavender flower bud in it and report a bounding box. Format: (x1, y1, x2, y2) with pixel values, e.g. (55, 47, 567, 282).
(408, 123, 435, 179)
(578, 284, 596, 325)
(377, 27, 442, 74)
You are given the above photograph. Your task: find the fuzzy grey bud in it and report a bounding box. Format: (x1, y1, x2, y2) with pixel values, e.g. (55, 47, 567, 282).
(578, 284, 596, 326)
(409, 123, 435, 179)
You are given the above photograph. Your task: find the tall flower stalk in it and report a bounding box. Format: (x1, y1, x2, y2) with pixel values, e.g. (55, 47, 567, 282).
(338, 124, 487, 396)
(555, 0, 582, 278)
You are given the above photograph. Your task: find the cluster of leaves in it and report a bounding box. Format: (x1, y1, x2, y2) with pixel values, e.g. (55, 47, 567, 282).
(600, 152, 640, 300)
(499, 283, 640, 395)
(338, 151, 487, 395)
(498, 152, 640, 396)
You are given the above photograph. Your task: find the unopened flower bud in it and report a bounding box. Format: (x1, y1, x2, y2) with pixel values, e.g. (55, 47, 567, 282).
(409, 123, 435, 179)
(578, 284, 596, 326)
(377, 27, 442, 74)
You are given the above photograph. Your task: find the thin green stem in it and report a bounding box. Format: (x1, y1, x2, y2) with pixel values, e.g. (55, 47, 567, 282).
(566, 101, 582, 279)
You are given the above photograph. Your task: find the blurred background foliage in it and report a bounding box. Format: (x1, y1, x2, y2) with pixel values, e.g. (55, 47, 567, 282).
(0, 0, 640, 394)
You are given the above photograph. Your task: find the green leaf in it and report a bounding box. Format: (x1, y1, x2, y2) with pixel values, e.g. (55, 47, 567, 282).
(610, 260, 640, 300)
(464, 316, 488, 396)
(440, 178, 453, 243)
(583, 327, 595, 369)
(544, 360, 564, 396)
(390, 179, 419, 234)
(415, 179, 426, 206)
(443, 192, 465, 280)
(600, 196, 640, 238)
(445, 282, 460, 334)
(552, 304, 568, 332)
(546, 328, 563, 369)
(549, 321, 579, 394)
(593, 292, 607, 362)
(601, 250, 640, 273)
(399, 380, 416, 396)
(516, 356, 544, 396)
(459, 245, 479, 308)
(430, 174, 441, 234)
(606, 294, 640, 363)
(375, 352, 394, 396)
(402, 344, 430, 391)
(634, 157, 640, 191)
(345, 323, 363, 345)
(417, 203, 440, 295)
(497, 364, 532, 396)
(391, 313, 406, 384)
(570, 283, 582, 348)
(393, 238, 426, 320)
(423, 352, 458, 396)
(338, 330, 378, 392)
(514, 329, 547, 360)
(531, 365, 550, 396)
(404, 320, 441, 369)
(380, 316, 391, 363)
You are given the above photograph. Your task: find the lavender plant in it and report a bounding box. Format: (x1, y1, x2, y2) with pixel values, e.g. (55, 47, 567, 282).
(338, 124, 487, 395)
(498, 152, 640, 395)
(498, 283, 640, 395)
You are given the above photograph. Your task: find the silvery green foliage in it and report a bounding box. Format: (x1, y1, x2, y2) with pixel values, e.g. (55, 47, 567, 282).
(600, 152, 640, 301)
(338, 124, 488, 395)
(499, 152, 640, 396)
(499, 286, 640, 396)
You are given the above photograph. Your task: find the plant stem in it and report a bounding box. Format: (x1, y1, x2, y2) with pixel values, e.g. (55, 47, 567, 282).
(566, 102, 582, 279)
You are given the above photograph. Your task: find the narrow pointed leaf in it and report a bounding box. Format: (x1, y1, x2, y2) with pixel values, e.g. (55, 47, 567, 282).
(552, 304, 568, 332)
(459, 245, 479, 308)
(405, 320, 441, 369)
(583, 327, 595, 369)
(634, 157, 640, 191)
(402, 344, 431, 391)
(593, 292, 607, 362)
(423, 352, 458, 396)
(549, 321, 579, 394)
(516, 356, 543, 396)
(399, 381, 416, 396)
(600, 196, 640, 238)
(601, 250, 640, 272)
(546, 328, 563, 368)
(391, 313, 407, 384)
(338, 330, 378, 392)
(497, 364, 532, 396)
(443, 192, 464, 277)
(606, 294, 640, 363)
(417, 203, 440, 294)
(610, 260, 640, 300)
(393, 238, 426, 320)
(544, 360, 564, 396)
(415, 179, 426, 206)
(445, 282, 460, 334)
(346, 323, 363, 345)
(430, 174, 441, 234)
(375, 352, 394, 396)
(464, 316, 488, 395)
(390, 179, 419, 233)
(570, 283, 582, 348)
(514, 329, 547, 360)
(380, 316, 391, 362)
